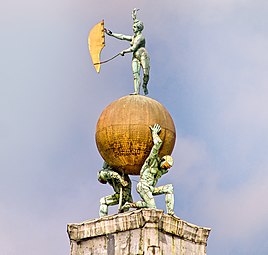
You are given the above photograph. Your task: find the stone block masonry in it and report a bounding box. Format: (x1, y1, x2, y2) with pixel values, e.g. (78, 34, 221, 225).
(67, 208, 210, 255)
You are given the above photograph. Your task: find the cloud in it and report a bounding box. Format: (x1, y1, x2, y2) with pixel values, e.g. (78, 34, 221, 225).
(197, 161, 268, 253)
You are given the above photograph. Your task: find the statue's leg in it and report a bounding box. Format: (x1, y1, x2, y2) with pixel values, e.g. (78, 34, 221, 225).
(132, 200, 148, 208)
(141, 55, 150, 95)
(165, 193, 175, 216)
(121, 182, 156, 211)
(99, 193, 119, 217)
(121, 191, 134, 212)
(153, 184, 174, 215)
(120, 200, 147, 211)
(137, 182, 156, 208)
(131, 58, 141, 95)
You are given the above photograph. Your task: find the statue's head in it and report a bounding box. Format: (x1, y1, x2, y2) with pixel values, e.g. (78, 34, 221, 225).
(133, 20, 144, 33)
(97, 171, 107, 184)
(160, 155, 173, 170)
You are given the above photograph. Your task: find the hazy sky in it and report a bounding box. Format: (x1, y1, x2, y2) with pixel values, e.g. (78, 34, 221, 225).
(1, 0, 268, 254)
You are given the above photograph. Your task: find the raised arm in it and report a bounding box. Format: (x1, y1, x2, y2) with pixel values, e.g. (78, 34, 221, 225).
(104, 28, 132, 41)
(147, 124, 163, 160)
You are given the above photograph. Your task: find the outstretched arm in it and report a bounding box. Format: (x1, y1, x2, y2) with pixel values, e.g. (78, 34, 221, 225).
(104, 28, 132, 41)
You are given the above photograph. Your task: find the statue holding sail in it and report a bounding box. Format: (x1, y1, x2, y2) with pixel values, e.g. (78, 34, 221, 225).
(88, 9, 177, 218)
(88, 9, 150, 95)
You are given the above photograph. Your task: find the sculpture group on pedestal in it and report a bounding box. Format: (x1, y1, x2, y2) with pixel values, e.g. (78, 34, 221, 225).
(97, 123, 175, 217)
(89, 9, 176, 217)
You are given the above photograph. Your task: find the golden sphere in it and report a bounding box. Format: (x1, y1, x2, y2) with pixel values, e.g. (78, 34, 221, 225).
(95, 95, 176, 175)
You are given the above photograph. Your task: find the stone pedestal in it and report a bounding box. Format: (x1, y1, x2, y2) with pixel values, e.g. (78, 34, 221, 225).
(67, 209, 210, 255)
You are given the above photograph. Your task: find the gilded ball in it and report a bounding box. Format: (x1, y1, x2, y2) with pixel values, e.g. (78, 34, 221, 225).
(95, 95, 176, 175)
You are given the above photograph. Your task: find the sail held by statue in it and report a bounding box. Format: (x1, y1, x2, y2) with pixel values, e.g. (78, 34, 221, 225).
(88, 20, 105, 73)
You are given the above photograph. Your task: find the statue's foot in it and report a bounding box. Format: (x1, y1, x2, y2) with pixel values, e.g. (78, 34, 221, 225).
(167, 211, 175, 216)
(99, 212, 108, 218)
(130, 92, 139, 95)
(121, 202, 132, 211)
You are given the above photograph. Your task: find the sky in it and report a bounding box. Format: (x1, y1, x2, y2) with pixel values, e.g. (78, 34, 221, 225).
(1, 0, 268, 254)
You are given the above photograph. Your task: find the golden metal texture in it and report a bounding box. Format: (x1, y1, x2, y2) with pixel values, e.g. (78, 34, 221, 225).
(95, 95, 176, 175)
(88, 20, 105, 73)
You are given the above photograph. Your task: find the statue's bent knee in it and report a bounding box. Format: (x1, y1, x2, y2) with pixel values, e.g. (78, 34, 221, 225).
(166, 184, 174, 194)
(100, 197, 106, 205)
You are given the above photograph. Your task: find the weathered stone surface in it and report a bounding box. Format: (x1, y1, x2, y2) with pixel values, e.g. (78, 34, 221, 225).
(67, 209, 210, 255)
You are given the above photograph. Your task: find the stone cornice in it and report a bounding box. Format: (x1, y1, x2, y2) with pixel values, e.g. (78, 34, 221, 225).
(67, 209, 210, 245)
